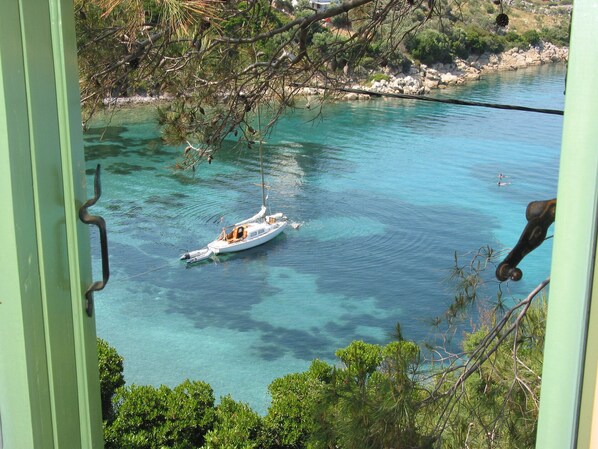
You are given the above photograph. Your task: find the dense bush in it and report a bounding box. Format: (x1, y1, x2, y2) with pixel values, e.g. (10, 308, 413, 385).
(98, 292, 545, 449)
(368, 73, 391, 83)
(311, 340, 423, 449)
(540, 25, 570, 46)
(503, 29, 542, 49)
(436, 300, 546, 449)
(97, 338, 125, 422)
(331, 12, 350, 28)
(405, 23, 561, 63)
(367, 40, 412, 71)
(103, 380, 216, 449)
(203, 396, 263, 449)
(407, 29, 453, 64)
(262, 360, 330, 449)
(417, 20, 569, 64)
(522, 29, 542, 47)
(450, 25, 504, 58)
(311, 32, 345, 60)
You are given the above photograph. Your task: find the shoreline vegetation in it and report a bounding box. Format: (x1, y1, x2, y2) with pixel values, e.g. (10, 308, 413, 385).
(80, 0, 571, 152)
(104, 42, 568, 108)
(329, 41, 568, 99)
(82, 0, 567, 446)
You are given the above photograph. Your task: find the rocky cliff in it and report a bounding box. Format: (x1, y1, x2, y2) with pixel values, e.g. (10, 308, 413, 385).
(341, 42, 569, 99)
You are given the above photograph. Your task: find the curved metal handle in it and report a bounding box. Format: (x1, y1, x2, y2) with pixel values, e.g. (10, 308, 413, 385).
(79, 164, 110, 316)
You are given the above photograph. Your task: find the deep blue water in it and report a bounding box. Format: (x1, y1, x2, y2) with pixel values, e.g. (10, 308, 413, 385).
(86, 64, 566, 414)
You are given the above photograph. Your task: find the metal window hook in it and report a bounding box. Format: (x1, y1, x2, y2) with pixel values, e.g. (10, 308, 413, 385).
(79, 164, 110, 316)
(496, 198, 556, 282)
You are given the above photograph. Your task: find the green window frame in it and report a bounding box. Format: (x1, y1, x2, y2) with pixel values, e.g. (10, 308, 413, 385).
(0, 0, 596, 447)
(535, 0, 598, 447)
(0, 0, 103, 447)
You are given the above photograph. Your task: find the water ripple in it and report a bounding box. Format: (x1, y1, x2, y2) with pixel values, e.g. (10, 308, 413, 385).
(88, 64, 565, 414)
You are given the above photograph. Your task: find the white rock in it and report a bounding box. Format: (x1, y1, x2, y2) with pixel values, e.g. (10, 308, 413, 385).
(440, 73, 459, 84)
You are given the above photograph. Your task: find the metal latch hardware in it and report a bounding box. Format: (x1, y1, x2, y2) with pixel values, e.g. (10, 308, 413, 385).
(78, 164, 110, 316)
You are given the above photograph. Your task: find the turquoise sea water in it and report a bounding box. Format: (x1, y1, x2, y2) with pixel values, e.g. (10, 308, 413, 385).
(86, 64, 566, 414)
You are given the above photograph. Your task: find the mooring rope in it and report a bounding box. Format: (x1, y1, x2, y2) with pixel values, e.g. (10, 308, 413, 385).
(116, 260, 180, 281)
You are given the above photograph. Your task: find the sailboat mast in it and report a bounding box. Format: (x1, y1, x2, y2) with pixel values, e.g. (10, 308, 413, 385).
(258, 111, 267, 211)
(260, 141, 266, 210)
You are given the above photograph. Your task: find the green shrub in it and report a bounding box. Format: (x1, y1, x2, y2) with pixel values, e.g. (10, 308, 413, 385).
(483, 32, 506, 53)
(104, 385, 171, 449)
(450, 28, 471, 59)
(369, 73, 391, 83)
(104, 381, 216, 449)
(407, 29, 453, 64)
(311, 341, 423, 449)
(522, 29, 541, 47)
(263, 360, 330, 449)
(97, 338, 125, 422)
(357, 56, 378, 71)
(449, 26, 509, 58)
(331, 12, 350, 28)
(311, 31, 345, 58)
(165, 380, 217, 447)
(369, 40, 412, 71)
(503, 31, 530, 50)
(463, 26, 489, 54)
(540, 25, 570, 46)
(203, 396, 263, 449)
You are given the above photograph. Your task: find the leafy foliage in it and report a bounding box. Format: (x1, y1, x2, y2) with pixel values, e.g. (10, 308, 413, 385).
(424, 297, 547, 448)
(407, 29, 454, 64)
(97, 338, 125, 422)
(449, 25, 506, 58)
(103, 380, 215, 449)
(76, 0, 569, 167)
(262, 360, 331, 449)
(85, 1, 562, 442)
(415, 246, 549, 449)
(311, 340, 425, 449)
(98, 267, 548, 449)
(539, 23, 570, 46)
(203, 396, 263, 449)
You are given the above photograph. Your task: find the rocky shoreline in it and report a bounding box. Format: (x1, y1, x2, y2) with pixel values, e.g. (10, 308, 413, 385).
(106, 42, 567, 106)
(304, 42, 569, 100)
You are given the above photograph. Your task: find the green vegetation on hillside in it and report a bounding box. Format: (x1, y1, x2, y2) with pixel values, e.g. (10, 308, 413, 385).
(82, 3, 562, 445)
(77, 0, 569, 164)
(98, 248, 550, 449)
(99, 297, 546, 448)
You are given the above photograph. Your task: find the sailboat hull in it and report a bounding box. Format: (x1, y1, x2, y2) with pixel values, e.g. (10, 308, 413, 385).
(180, 130, 287, 265)
(208, 220, 287, 254)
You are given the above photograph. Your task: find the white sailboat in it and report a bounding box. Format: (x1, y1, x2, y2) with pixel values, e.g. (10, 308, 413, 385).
(180, 138, 288, 265)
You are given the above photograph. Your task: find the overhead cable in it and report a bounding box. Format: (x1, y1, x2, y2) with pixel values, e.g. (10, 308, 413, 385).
(300, 84, 564, 116)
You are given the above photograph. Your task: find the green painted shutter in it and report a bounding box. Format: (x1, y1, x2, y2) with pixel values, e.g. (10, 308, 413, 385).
(535, 0, 598, 447)
(0, 0, 103, 447)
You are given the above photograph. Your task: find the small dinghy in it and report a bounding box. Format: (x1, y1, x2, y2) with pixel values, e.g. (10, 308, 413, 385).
(180, 247, 214, 264)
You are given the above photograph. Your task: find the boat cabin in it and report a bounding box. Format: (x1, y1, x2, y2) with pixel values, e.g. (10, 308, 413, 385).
(224, 226, 247, 242)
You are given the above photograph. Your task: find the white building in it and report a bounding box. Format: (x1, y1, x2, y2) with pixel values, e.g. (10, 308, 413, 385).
(310, 0, 331, 11)
(291, 0, 332, 11)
